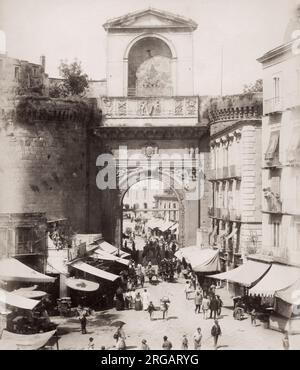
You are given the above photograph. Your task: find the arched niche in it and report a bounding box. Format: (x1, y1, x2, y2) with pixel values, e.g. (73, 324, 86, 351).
(124, 34, 177, 97)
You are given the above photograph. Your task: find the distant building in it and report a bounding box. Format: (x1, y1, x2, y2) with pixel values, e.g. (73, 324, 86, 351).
(207, 93, 263, 269)
(153, 191, 179, 223)
(257, 5, 300, 267)
(0, 53, 49, 105)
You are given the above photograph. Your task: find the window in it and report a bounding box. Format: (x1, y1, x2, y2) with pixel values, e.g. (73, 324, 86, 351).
(273, 222, 280, 248)
(265, 131, 280, 162)
(16, 227, 34, 253)
(273, 77, 280, 101)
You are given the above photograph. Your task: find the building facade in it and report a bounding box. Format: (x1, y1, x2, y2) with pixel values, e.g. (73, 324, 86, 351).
(207, 94, 263, 269)
(258, 7, 300, 267)
(153, 192, 179, 223)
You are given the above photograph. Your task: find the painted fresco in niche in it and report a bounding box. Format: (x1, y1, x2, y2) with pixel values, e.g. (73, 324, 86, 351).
(136, 55, 172, 96)
(127, 37, 173, 96)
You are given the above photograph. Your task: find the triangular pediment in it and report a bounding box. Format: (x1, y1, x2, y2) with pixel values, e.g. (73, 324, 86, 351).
(103, 8, 197, 31)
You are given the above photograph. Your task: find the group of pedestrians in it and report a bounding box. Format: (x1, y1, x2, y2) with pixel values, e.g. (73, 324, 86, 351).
(185, 282, 223, 320)
(159, 320, 222, 350)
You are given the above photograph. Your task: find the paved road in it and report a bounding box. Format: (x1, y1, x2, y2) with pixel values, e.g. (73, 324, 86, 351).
(54, 277, 300, 350)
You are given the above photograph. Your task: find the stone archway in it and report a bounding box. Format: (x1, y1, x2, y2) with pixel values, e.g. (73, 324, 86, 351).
(116, 169, 186, 249)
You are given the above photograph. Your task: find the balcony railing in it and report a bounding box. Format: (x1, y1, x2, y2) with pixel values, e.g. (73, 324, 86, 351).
(210, 166, 241, 180)
(208, 207, 241, 221)
(264, 97, 283, 115)
(221, 208, 230, 221)
(229, 209, 242, 221)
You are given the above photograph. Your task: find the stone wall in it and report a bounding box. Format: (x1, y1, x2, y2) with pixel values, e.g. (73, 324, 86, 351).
(0, 96, 100, 233)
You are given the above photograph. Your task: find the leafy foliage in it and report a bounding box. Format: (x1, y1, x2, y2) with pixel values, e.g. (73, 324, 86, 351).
(243, 79, 263, 93)
(50, 60, 89, 98)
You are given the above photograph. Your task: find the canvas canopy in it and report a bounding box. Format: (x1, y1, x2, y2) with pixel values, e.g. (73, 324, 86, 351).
(249, 264, 300, 297)
(93, 249, 130, 266)
(209, 260, 271, 288)
(97, 241, 130, 258)
(0, 258, 55, 283)
(70, 261, 119, 282)
(175, 247, 220, 272)
(0, 288, 40, 310)
(0, 329, 56, 350)
(275, 279, 300, 305)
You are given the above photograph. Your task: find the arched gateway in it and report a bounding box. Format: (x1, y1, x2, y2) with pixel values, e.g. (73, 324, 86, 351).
(88, 8, 210, 249)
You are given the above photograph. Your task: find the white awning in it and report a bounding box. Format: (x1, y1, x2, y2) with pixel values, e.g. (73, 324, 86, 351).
(0, 258, 55, 283)
(0, 330, 56, 350)
(175, 247, 220, 272)
(209, 260, 271, 287)
(158, 220, 174, 232)
(93, 249, 130, 266)
(70, 261, 119, 282)
(0, 288, 40, 310)
(97, 241, 130, 258)
(275, 279, 300, 305)
(169, 222, 178, 231)
(249, 264, 300, 297)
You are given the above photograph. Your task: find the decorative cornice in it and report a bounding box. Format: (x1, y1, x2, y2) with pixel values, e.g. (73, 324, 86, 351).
(92, 125, 208, 141)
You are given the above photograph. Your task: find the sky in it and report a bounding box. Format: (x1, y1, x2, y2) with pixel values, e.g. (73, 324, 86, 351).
(0, 0, 298, 95)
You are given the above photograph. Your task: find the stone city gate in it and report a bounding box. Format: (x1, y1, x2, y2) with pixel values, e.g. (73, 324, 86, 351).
(90, 125, 209, 248)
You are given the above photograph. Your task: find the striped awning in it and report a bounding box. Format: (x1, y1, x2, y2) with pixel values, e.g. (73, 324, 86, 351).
(249, 264, 300, 297)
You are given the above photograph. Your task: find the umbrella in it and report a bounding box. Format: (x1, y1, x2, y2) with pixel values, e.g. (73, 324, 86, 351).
(110, 320, 126, 327)
(66, 278, 99, 292)
(13, 290, 47, 299)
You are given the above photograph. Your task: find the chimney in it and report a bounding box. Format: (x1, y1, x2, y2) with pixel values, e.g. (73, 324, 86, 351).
(40, 55, 46, 72)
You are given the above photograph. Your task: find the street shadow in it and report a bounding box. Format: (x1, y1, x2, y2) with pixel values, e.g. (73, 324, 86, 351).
(217, 345, 229, 350)
(125, 345, 138, 350)
(217, 314, 229, 319)
(56, 326, 81, 335)
(167, 316, 178, 320)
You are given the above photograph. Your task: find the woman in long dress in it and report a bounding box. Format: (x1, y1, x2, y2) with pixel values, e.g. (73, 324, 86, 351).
(116, 324, 126, 350)
(142, 289, 150, 311)
(135, 292, 143, 311)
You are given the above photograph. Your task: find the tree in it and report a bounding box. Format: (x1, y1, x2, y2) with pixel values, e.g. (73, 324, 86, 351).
(51, 60, 89, 97)
(243, 79, 263, 94)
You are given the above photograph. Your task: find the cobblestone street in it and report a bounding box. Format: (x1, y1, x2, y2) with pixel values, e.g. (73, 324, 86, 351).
(54, 277, 300, 350)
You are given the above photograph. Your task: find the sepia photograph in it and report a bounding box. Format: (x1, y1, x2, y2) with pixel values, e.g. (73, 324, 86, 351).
(0, 0, 299, 354)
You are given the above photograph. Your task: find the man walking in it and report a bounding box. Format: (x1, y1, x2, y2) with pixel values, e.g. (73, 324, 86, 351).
(202, 295, 210, 319)
(211, 319, 222, 350)
(209, 295, 218, 320)
(194, 291, 203, 314)
(162, 336, 173, 350)
(193, 327, 202, 350)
